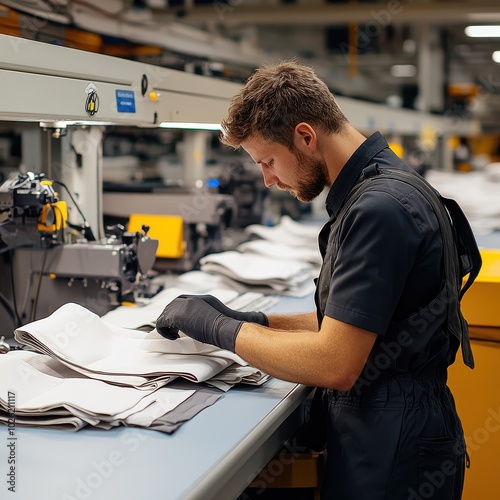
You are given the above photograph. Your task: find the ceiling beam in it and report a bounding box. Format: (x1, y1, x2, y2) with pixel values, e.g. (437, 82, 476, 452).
(153, 2, 500, 27)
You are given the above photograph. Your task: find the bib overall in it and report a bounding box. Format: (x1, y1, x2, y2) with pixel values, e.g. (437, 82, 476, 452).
(313, 165, 479, 499)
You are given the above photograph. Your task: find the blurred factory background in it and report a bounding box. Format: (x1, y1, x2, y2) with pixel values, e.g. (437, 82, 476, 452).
(1, 2, 500, 499)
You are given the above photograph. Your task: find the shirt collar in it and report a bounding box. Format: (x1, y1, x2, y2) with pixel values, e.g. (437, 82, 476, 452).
(325, 131, 389, 218)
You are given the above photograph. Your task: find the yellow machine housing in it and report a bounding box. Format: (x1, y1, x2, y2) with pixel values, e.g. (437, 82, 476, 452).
(128, 214, 184, 259)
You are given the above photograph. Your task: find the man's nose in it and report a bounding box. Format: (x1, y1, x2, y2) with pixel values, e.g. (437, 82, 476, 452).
(261, 166, 278, 188)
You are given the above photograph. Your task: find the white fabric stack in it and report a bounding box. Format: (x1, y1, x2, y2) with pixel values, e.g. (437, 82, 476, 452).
(425, 169, 500, 234)
(14, 303, 267, 391)
(200, 250, 315, 296)
(238, 239, 321, 267)
(1, 297, 270, 432)
(245, 215, 321, 247)
(0, 350, 199, 431)
(198, 216, 321, 296)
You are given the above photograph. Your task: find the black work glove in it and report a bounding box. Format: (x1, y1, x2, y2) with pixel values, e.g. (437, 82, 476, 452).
(195, 294, 269, 327)
(156, 295, 244, 352)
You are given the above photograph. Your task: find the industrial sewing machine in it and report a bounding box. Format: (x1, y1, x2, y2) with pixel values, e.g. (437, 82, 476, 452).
(0, 33, 241, 335)
(0, 171, 159, 323)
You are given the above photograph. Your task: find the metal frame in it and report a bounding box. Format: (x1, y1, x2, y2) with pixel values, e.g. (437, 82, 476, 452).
(0, 34, 240, 126)
(0, 33, 479, 138)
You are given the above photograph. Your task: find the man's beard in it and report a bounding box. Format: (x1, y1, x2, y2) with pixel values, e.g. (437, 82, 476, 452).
(277, 148, 330, 203)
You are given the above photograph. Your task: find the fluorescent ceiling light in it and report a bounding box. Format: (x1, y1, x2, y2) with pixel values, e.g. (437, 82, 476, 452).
(493, 51, 500, 63)
(159, 122, 221, 130)
(465, 25, 500, 37)
(390, 65, 417, 78)
(39, 120, 117, 127)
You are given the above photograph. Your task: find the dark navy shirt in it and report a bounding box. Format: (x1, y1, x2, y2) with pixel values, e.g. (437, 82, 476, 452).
(321, 132, 443, 336)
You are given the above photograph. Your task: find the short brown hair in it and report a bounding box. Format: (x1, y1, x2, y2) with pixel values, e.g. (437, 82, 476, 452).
(221, 60, 348, 149)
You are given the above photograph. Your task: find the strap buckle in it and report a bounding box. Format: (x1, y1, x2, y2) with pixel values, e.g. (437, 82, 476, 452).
(360, 163, 379, 180)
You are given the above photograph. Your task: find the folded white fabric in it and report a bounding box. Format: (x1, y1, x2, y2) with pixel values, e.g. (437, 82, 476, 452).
(208, 364, 270, 392)
(425, 169, 500, 233)
(5, 291, 273, 433)
(200, 250, 314, 295)
(0, 350, 193, 428)
(0, 350, 226, 432)
(100, 287, 240, 330)
(198, 271, 316, 298)
(0, 413, 87, 431)
(246, 215, 320, 246)
(238, 239, 322, 266)
(14, 303, 263, 390)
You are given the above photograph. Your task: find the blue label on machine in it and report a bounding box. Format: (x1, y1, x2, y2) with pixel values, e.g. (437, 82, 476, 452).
(115, 90, 136, 113)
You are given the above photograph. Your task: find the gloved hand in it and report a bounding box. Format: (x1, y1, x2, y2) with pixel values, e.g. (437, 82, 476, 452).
(156, 295, 244, 352)
(195, 295, 269, 327)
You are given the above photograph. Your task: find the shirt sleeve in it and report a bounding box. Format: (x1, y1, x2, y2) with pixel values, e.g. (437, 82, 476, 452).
(325, 188, 426, 335)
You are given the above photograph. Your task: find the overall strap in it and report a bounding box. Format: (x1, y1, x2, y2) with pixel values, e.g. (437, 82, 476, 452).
(375, 166, 480, 368)
(330, 164, 480, 368)
(440, 196, 482, 299)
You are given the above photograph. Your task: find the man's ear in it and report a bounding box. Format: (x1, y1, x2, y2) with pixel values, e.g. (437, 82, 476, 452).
(294, 122, 317, 151)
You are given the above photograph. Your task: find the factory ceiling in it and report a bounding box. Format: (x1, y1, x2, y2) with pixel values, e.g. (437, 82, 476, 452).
(2, 0, 500, 133)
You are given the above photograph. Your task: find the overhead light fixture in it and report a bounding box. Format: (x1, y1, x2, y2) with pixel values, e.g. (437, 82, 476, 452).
(159, 122, 221, 130)
(39, 120, 117, 129)
(465, 25, 500, 37)
(390, 65, 417, 78)
(493, 51, 500, 63)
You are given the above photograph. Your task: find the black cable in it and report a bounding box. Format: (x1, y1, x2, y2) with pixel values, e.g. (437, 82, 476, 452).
(30, 248, 49, 323)
(8, 249, 21, 327)
(50, 203, 66, 244)
(52, 180, 86, 223)
(0, 291, 16, 324)
(52, 180, 96, 241)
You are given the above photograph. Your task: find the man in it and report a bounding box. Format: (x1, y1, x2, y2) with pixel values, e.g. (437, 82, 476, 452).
(156, 61, 479, 499)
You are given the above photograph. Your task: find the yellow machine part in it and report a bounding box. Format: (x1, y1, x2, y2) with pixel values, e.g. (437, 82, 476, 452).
(128, 214, 185, 259)
(38, 201, 67, 232)
(448, 248, 500, 498)
(461, 249, 500, 333)
(448, 340, 500, 500)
